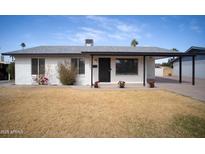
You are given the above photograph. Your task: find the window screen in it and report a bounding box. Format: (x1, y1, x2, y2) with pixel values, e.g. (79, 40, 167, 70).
(31, 58, 38, 75)
(31, 58, 45, 75)
(71, 58, 85, 74)
(39, 59, 45, 75)
(79, 59, 85, 74)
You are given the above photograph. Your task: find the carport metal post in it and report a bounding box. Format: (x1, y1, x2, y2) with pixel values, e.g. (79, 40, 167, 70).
(91, 54, 93, 87)
(192, 55, 195, 85)
(143, 55, 146, 86)
(179, 56, 182, 83)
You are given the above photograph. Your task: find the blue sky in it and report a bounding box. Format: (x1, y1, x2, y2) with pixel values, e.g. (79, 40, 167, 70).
(0, 15, 205, 54)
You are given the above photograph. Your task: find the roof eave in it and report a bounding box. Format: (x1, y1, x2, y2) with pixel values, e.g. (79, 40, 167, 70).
(1, 52, 82, 56)
(81, 51, 199, 56)
(3, 51, 205, 56)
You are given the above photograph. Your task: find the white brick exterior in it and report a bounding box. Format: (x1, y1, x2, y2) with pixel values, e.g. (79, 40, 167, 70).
(44, 56, 91, 85)
(15, 56, 32, 85)
(14, 55, 155, 85)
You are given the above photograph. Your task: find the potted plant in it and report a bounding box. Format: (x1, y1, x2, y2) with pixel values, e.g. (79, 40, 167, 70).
(94, 81, 100, 88)
(118, 81, 125, 88)
(147, 79, 155, 88)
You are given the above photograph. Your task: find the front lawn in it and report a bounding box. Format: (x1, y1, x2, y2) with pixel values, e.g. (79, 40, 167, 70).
(0, 87, 205, 137)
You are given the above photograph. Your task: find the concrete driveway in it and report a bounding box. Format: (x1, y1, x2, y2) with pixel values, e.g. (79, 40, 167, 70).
(155, 76, 205, 102)
(0, 80, 14, 86)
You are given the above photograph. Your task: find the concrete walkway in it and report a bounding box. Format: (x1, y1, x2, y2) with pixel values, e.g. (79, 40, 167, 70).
(155, 76, 205, 102)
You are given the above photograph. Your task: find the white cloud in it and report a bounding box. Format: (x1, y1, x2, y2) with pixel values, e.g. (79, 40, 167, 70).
(190, 20, 202, 33)
(145, 33, 152, 38)
(85, 15, 114, 31)
(107, 33, 124, 40)
(178, 24, 185, 32)
(71, 27, 105, 43)
(52, 32, 69, 40)
(23, 33, 32, 39)
(86, 16, 142, 31)
(190, 25, 201, 33)
(178, 20, 202, 33)
(116, 24, 141, 33)
(52, 16, 152, 45)
(86, 16, 147, 41)
(86, 16, 108, 23)
(160, 16, 167, 22)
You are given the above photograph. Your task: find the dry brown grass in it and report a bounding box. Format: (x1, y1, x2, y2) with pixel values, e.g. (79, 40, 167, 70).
(0, 87, 205, 138)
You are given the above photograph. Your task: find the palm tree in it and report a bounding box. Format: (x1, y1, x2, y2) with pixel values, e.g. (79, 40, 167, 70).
(131, 39, 138, 47)
(172, 48, 178, 51)
(20, 43, 26, 49)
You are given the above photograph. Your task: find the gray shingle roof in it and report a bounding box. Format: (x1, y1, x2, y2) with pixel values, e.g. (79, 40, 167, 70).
(3, 45, 177, 55)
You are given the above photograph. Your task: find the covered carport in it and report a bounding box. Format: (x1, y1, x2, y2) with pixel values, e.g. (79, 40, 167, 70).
(156, 47, 205, 86)
(150, 52, 198, 86)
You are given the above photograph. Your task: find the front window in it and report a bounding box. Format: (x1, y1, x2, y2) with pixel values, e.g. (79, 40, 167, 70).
(31, 58, 45, 75)
(31, 58, 38, 75)
(71, 58, 85, 74)
(116, 59, 138, 75)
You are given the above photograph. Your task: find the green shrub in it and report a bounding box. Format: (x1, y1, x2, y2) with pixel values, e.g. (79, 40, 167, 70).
(57, 60, 77, 85)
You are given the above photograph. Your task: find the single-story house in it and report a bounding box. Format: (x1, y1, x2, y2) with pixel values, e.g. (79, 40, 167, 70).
(2, 40, 205, 86)
(172, 46, 205, 79)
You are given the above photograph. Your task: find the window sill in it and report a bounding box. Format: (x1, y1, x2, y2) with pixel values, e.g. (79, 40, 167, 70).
(77, 74, 85, 77)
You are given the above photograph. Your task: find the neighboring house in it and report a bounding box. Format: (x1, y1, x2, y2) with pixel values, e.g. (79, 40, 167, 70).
(2, 40, 204, 86)
(0, 61, 8, 80)
(155, 66, 173, 77)
(0, 54, 8, 80)
(172, 46, 205, 79)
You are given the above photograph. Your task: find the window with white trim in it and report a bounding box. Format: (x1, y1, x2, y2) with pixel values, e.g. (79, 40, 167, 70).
(31, 58, 45, 75)
(71, 58, 85, 74)
(116, 58, 138, 75)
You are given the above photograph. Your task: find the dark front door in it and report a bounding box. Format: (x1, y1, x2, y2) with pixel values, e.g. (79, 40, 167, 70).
(99, 58, 111, 82)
